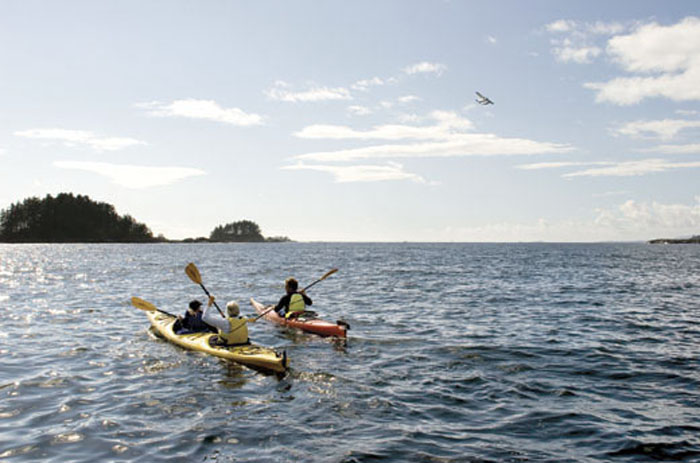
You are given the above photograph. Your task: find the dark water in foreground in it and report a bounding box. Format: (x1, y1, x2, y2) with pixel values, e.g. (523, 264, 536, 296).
(1, 243, 699, 462)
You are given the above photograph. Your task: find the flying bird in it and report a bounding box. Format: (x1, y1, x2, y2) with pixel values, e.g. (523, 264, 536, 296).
(475, 91, 494, 105)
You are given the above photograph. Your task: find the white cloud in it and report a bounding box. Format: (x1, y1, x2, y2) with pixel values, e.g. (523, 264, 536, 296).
(553, 44, 601, 64)
(614, 119, 700, 140)
(295, 111, 474, 141)
(54, 161, 205, 189)
(516, 161, 611, 170)
(398, 95, 421, 104)
(293, 111, 571, 162)
(15, 128, 145, 151)
(347, 105, 373, 116)
(402, 61, 447, 76)
(282, 161, 428, 183)
(431, 196, 700, 242)
(546, 19, 576, 33)
(546, 19, 626, 63)
(595, 197, 700, 231)
(486, 35, 498, 44)
(138, 99, 263, 126)
(295, 135, 571, 163)
(563, 158, 700, 177)
(644, 143, 700, 154)
(351, 77, 385, 91)
(585, 17, 700, 104)
(265, 81, 352, 102)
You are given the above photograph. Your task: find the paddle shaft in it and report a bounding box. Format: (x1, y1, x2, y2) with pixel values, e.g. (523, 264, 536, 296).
(253, 269, 337, 322)
(197, 282, 226, 318)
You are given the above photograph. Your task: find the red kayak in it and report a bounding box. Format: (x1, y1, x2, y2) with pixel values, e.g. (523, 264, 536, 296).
(250, 298, 349, 338)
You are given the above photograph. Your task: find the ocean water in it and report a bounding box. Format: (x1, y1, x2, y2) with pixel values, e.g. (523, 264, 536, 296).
(1, 242, 699, 462)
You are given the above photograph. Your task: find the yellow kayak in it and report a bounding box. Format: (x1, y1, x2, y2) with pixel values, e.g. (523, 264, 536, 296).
(146, 310, 288, 374)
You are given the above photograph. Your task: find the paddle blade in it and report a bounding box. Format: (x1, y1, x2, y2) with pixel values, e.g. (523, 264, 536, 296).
(185, 262, 202, 284)
(131, 296, 157, 312)
(320, 268, 338, 281)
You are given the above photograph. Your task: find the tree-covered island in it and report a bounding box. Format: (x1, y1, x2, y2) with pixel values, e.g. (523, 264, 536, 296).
(0, 193, 291, 243)
(648, 235, 700, 244)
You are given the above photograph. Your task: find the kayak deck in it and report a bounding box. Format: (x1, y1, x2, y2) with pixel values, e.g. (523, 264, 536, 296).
(146, 310, 288, 374)
(250, 298, 348, 338)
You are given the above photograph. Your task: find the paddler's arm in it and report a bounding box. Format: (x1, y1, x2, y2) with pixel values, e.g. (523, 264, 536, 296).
(300, 290, 313, 306)
(201, 297, 230, 332)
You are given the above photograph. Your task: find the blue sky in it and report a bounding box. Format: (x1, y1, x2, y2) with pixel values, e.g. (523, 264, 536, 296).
(1, 0, 699, 241)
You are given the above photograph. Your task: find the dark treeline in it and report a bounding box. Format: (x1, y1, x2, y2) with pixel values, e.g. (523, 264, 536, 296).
(208, 220, 290, 243)
(649, 235, 700, 244)
(0, 193, 157, 243)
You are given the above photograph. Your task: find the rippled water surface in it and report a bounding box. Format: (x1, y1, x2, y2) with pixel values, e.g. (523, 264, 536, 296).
(1, 243, 699, 462)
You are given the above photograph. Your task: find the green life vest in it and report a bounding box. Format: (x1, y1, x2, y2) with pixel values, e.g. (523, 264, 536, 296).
(286, 293, 305, 318)
(219, 317, 249, 345)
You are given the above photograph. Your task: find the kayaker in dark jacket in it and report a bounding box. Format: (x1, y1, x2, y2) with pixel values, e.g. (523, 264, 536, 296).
(175, 299, 215, 334)
(275, 278, 312, 318)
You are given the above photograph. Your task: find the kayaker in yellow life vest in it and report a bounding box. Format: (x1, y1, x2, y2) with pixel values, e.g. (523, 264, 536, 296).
(274, 277, 313, 318)
(202, 297, 256, 345)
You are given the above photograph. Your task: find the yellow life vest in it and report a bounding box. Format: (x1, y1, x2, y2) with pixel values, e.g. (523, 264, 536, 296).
(286, 293, 306, 318)
(219, 317, 249, 345)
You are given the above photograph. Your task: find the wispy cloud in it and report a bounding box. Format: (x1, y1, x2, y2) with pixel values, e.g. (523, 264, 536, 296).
(515, 161, 611, 170)
(564, 158, 700, 177)
(347, 105, 373, 116)
(138, 99, 263, 126)
(552, 42, 601, 64)
(292, 111, 571, 162)
(595, 197, 700, 230)
(402, 61, 447, 76)
(282, 161, 428, 184)
(545, 19, 625, 64)
(54, 161, 205, 189)
(643, 143, 700, 154)
(614, 118, 700, 140)
(265, 81, 352, 102)
(351, 76, 388, 91)
(397, 95, 421, 104)
(584, 17, 700, 104)
(15, 128, 145, 151)
(295, 111, 474, 141)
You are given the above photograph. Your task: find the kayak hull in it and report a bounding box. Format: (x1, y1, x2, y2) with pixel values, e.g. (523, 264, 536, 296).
(146, 310, 288, 373)
(251, 298, 348, 338)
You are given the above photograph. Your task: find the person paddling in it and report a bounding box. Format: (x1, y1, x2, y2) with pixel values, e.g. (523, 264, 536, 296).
(274, 277, 313, 319)
(202, 296, 256, 345)
(175, 299, 216, 334)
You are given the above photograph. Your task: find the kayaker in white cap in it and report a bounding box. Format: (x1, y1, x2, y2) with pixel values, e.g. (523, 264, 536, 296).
(202, 297, 257, 345)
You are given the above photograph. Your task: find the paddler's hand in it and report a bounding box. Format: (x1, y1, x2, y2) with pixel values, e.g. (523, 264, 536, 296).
(208, 296, 215, 307)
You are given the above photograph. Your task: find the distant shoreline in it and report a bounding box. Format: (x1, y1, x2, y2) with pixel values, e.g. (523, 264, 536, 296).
(648, 237, 700, 244)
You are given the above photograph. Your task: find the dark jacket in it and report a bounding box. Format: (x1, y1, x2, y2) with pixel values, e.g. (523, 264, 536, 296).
(275, 292, 313, 317)
(178, 310, 215, 334)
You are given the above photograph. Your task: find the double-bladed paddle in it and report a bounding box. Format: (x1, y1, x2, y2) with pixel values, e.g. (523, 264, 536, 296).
(254, 268, 338, 321)
(131, 296, 177, 318)
(185, 262, 226, 317)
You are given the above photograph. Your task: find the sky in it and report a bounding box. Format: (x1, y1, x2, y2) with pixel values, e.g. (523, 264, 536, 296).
(1, 0, 699, 242)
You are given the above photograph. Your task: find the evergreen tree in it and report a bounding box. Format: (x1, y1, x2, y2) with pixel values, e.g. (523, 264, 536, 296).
(209, 220, 265, 242)
(0, 193, 156, 243)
